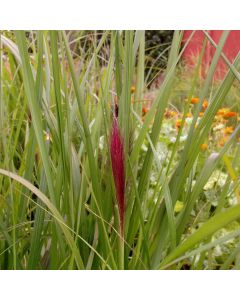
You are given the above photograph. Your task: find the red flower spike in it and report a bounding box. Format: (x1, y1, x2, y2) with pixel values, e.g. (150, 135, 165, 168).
(110, 117, 125, 236)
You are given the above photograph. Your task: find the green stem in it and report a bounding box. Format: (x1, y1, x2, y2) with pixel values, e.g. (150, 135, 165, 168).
(119, 233, 125, 270)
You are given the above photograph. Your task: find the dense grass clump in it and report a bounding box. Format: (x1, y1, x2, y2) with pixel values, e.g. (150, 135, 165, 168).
(0, 30, 239, 270)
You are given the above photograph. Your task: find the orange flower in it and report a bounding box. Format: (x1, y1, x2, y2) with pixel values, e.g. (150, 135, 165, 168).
(202, 100, 208, 109)
(175, 119, 182, 129)
(216, 108, 237, 118)
(142, 107, 149, 116)
(224, 126, 234, 134)
(200, 143, 208, 151)
(199, 112, 204, 117)
(217, 108, 229, 116)
(131, 86, 136, 93)
(191, 97, 200, 104)
(224, 111, 237, 118)
(218, 136, 229, 147)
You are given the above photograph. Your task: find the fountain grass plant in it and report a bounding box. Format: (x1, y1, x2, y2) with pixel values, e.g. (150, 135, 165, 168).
(0, 30, 239, 270)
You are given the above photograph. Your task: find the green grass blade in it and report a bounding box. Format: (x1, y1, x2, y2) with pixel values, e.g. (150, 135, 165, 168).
(159, 204, 240, 269)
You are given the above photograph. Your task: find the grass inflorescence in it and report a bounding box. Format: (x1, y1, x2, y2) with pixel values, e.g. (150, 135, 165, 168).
(0, 30, 239, 270)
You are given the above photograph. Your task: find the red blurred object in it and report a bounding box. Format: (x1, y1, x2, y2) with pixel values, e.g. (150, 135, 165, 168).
(110, 117, 125, 236)
(182, 30, 240, 79)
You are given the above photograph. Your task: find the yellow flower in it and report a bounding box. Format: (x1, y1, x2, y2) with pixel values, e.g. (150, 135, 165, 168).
(131, 85, 136, 93)
(186, 112, 193, 118)
(201, 143, 208, 151)
(165, 110, 178, 118)
(224, 126, 234, 134)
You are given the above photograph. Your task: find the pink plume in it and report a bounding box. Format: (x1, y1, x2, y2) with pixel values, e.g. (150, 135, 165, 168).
(110, 117, 125, 235)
